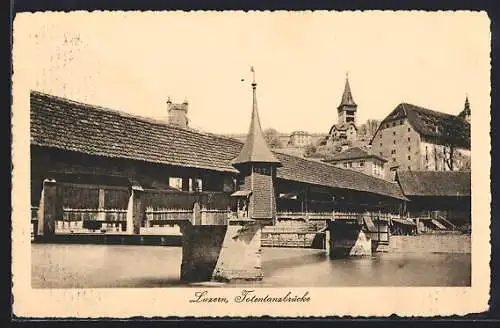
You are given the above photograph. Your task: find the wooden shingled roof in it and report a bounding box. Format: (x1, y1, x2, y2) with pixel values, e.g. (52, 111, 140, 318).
(396, 170, 471, 197)
(276, 153, 405, 200)
(30, 91, 406, 200)
(30, 91, 242, 173)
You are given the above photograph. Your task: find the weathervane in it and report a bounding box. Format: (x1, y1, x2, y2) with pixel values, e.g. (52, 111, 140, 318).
(250, 66, 256, 86)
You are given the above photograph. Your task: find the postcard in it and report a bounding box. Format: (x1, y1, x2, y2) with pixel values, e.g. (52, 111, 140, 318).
(11, 10, 490, 317)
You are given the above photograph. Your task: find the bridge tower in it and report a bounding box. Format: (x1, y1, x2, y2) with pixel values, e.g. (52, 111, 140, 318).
(180, 67, 281, 283)
(231, 67, 282, 223)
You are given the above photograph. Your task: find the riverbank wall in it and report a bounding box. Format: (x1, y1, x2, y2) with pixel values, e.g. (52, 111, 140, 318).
(389, 233, 471, 254)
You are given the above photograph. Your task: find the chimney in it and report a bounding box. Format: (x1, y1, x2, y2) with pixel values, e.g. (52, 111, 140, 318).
(167, 97, 189, 128)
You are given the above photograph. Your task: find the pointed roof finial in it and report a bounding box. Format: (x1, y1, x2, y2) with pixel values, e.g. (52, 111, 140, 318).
(232, 66, 281, 167)
(464, 94, 470, 114)
(458, 94, 471, 121)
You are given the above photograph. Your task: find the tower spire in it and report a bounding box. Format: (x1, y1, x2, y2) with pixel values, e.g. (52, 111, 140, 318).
(458, 94, 471, 123)
(232, 67, 281, 166)
(339, 72, 356, 108)
(336, 72, 358, 126)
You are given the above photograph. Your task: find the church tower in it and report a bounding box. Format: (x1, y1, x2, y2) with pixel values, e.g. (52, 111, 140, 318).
(232, 67, 281, 222)
(337, 73, 358, 126)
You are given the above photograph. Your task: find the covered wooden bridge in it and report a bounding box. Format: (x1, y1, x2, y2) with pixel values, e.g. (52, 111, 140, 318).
(30, 84, 408, 282)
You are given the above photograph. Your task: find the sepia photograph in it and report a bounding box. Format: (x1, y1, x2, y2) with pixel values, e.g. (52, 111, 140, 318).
(11, 10, 490, 317)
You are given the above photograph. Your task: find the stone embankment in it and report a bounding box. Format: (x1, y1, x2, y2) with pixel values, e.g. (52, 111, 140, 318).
(389, 233, 471, 254)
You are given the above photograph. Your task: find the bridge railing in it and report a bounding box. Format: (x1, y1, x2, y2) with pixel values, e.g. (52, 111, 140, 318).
(200, 209, 230, 225)
(144, 207, 193, 225)
(61, 207, 128, 222)
(276, 211, 398, 221)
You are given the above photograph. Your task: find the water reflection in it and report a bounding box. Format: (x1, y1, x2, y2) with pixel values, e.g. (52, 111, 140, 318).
(31, 244, 471, 288)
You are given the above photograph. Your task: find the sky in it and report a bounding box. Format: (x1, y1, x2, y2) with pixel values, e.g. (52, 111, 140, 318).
(13, 11, 490, 134)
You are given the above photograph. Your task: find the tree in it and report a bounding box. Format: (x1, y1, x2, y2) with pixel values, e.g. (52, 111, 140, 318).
(263, 128, 283, 149)
(443, 144, 455, 171)
(359, 119, 380, 137)
(432, 143, 470, 171)
(304, 144, 317, 157)
(461, 156, 471, 171)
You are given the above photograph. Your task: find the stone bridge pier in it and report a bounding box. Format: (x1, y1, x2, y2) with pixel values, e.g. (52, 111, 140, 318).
(326, 219, 372, 257)
(179, 218, 263, 283)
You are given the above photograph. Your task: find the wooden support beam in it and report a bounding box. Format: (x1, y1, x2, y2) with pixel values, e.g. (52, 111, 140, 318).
(182, 177, 190, 192)
(98, 188, 106, 221)
(37, 179, 59, 238)
(192, 201, 201, 225)
(126, 185, 144, 235)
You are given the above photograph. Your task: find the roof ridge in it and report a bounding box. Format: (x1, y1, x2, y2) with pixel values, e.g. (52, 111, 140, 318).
(401, 102, 461, 119)
(30, 90, 243, 145)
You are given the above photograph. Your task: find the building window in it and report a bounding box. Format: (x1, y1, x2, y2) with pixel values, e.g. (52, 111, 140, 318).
(253, 167, 270, 174)
(379, 133, 382, 138)
(393, 158, 396, 162)
(408, 155, 411, 160)
(408, 146, 411, 151)
(400, 120, 403, 125)
(168, 177, 183, 191)
(408, 137, 411, 142)
(348, 161, 353, 168)
(359, 160, 365, 167)
(393, 131, 396, 136)
(392, 122, 396, 127)
(195, 178, 203, 192)
(344, 162, 348, 168)
(379, 143, 382, 147)
(393, 140, 396, 145)
(386, 124, 389, 128)
(408, 127, 411, 132)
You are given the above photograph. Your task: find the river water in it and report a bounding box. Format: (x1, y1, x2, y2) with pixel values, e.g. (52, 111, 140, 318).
(31, 244, 470, 288)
